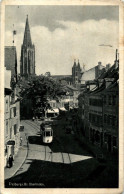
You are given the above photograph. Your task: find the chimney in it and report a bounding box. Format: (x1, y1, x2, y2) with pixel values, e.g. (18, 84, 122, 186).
(114, 49, 119, 69)
(116, 49, 118, 61)
(98, 62, 102, 70)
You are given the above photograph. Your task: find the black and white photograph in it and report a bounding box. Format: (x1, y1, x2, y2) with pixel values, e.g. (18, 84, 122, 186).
(1, 0, 124, 193)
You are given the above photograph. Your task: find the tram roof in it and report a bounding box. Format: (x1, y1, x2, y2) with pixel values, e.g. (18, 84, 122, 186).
(44, 125, 52, 130)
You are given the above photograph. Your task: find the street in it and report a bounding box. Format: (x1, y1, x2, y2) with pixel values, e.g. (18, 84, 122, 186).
(5, 117, 118, 188)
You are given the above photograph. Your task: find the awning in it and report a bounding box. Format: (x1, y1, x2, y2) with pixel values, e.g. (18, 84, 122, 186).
(47, 109, 59, 113)
(7, 140, 15, 145)
(47, 109, 55, 113)
(59, 107, 67, 111)
(53, 108, 59, 113)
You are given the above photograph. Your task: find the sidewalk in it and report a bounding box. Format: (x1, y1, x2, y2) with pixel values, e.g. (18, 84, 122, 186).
(5, 132, 28, 180)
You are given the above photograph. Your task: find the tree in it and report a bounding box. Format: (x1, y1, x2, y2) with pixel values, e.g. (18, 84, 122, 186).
(18, 75, 66, 117)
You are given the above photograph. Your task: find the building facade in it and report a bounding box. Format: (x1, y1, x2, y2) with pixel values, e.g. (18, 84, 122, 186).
(20, 16, 35, 78)
(4, 47, 20, 167)
(81, 62, 106, 85)
(78, 50, 119, 153)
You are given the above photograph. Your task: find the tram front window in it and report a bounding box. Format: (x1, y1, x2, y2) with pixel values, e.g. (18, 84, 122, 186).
(45, 131, 51, 137)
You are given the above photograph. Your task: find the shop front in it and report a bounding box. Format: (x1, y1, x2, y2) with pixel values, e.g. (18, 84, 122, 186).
(5, 140, 15, 167)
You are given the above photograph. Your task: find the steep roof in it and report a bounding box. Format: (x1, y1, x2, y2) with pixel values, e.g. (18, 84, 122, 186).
(5, 46, 17, 77)
(98, 62, 119, 80)
(23, 16, 32, 47)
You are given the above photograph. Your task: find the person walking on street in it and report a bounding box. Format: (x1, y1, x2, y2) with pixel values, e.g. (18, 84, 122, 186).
(20, 137, 23, 146)
(8, 154, 14, 168)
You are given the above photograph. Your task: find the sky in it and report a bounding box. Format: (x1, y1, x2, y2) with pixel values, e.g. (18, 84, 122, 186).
(5, 5, 119, 75)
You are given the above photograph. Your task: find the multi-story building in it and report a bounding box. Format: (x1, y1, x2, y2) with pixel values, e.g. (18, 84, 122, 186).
(66, 85, 80, 108)
(4, 67, 12, 167)
(20, 15, 35, 78)
(88, 86, 105, 147)
(78, 50, 119, 153)
(9, 86, 20, 156)
(4, 46, 20, 167)
(51, 75, 72, 85)
(46, 85, 80, 117)
(81, 62, 106, 85)
(102, 80, 118, 152)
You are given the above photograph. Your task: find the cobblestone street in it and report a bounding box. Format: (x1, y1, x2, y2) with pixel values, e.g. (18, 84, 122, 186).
(5, 117, 118, 188)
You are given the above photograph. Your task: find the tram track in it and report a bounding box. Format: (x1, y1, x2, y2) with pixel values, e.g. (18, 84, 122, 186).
(22, 120, 72, 165)
(54, 136, 72, 165)
(23, 120, 40, 131)
(54, 136, 73, 186)
(21, 120, 72, 186)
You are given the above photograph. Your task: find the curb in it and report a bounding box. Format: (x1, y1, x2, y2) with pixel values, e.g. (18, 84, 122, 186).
(11, 134, 29, 178)
(5, 134, 29, 180)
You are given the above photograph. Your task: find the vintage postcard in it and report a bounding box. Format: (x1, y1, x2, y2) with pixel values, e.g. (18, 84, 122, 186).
(0, 0, 124, 193)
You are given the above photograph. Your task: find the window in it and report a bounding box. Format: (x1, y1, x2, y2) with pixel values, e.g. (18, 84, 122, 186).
(14, 124, 17, 135)
(6, 100, 9, 112)
(89, 98, 102, 107)
(113, 136, 117, 147)
(14, 107, 16, 117)
(104, 133, 107, 143)
(112, 116, 116, 126)
(97, 116, 99, 124)
(53, 103, 56, 108)
(100, 116, 102, 124)
(104, 95, 106, 104)
(108, 95, 112, 105)
(6, 120, 8, 135)
(112, 95, 116, 105)
(109, 115, 113, 126)
(10, 108, 13, 118)
(89, 113, 91, 121)
(104, 114, 107, 123)
(10, 128, 12, 139)
(45, 131, 51, 137)
(107, 115, 110, 125)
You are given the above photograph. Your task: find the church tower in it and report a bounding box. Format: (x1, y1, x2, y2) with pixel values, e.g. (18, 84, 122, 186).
(72, 59, 81, 86)
(20, 15, 35, 78)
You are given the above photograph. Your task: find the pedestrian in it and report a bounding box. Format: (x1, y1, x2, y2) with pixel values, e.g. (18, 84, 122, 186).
(8, 154, 14, 168)
(20, 137, 22, 146)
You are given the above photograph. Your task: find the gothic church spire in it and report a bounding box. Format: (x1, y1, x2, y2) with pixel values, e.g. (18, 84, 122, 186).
(23, 15, 32, 47)
(20, 16, 35, 78)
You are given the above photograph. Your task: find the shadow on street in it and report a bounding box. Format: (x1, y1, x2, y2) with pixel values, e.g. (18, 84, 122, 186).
(5, 157, 118, 188)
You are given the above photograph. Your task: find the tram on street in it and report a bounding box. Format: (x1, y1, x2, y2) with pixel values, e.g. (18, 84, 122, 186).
(40, 124, 53, 144)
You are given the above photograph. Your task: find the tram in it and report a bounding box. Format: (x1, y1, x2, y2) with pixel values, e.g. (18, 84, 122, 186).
(40, 124, 53, 144)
